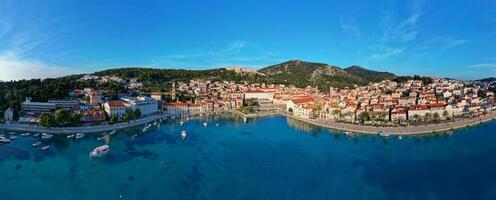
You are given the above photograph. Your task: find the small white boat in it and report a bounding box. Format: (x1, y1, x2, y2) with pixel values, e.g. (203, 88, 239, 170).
(180, 121, 184, 125)
(75, 133, 85, 140)
(97, 136, 104, 141)
(378, 131, 390, 137)
(398, 136, 403, 140)
(109, 130, 117, 135)
(0, 137, 10, 143)
(67, 134, 75, 139)
(20, 133, 31, 137)
(41, 133, 53, 140)
(243, 117, 247, 123)
(8, 135, 17, 140)
(33, 133, 40, 137)
(344, 131, 352, 136)
(181, 130, 187, 139)
(216, 123, 219, 127)
(40, 145, 50, 151)
(203, 122, 208, 127)
(9, 132, 16, 135)
(90, 145, 110, 158)
(32, 142, 42, 147)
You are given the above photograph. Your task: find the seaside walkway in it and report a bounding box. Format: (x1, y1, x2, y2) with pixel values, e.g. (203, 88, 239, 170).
(281, 112, 496, 135)
(0, 114, 166, 135)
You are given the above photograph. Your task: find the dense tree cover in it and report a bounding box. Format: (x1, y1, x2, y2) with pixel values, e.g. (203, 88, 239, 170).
(95, 68, 270, 84)
(392, 75, 433, 85)
(39, 109, 81, 127)
(0, 76, 94, 119)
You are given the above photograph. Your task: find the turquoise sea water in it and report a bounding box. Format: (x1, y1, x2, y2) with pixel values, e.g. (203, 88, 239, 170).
(1, 115, 496, 200)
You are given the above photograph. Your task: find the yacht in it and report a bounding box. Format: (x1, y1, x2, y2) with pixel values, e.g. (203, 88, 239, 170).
(67, 134, 75, 139)
(40, 145, 50, 151)
(75, 133, 85, 140)
(41, 133, 53, 140)
(32, 141, 42, 147)
(0, 137, 10, 143)
(181, 130, 187, 139)
(90, 145, 110, 158)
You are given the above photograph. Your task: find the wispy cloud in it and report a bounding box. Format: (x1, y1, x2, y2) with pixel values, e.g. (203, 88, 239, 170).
(0, 50, 84, 81)
(154, 41, 284, 69)
(441, 38, 466, 49)
(469, 63, 496, 68)
(369, 47, 404, 61)
(340, 17, 361, 37)
(380, 0, 423, 43)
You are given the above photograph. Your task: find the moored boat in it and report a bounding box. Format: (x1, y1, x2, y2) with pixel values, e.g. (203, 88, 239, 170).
(32, 141, 42, 147)
(40, 145, 50, 151)
(9, 135, 17, 140)
(181, 130, 187, 139)
(41, 133, 53, 140)
(0, 137, 10, 143)
(203, 122, 208, 127)
(67, 134, 75, 139)
(378, 131, 390, 137)
(90, 145, 110, 157)
(109, 130, 117, 135)
(75, 133, 85, 139)
(33, 133, 40, 137)
(20, 133, 31, 137)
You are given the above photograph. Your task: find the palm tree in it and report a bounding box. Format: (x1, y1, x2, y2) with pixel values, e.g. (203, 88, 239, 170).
(332, 109, 341, 119)
(433, 112, 440, 122)
(424, 113, 431, 121)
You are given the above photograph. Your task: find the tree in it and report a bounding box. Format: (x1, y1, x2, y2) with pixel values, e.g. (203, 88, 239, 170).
(39, 113, 56, 127)
(70, 113, 81, 127)
(133, 109, 141, 119)
(54, 109, 70, 126)
(332, 109, 341, 119)
(360, 112, 371, 122)
(109, 115, 119, 125)
(433, 112, 440, 122)
(442, 110, 449, 120)
(424, 113, 431, 121)
(413, 114, 420, 122)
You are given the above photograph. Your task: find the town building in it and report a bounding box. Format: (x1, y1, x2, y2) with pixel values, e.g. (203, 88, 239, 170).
(104, 101, 127, 117)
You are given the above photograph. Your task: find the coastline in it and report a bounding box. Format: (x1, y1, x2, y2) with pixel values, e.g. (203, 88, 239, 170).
(280, 112, 496, 136)
(0, 114, 166, 135)
(1, 110, 495, 136)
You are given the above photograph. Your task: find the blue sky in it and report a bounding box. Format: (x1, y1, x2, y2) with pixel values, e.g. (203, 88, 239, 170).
(0, 0, 495, 80)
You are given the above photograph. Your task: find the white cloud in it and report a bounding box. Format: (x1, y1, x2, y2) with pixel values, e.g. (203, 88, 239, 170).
(340, 17, 361, 37)
(369, 48, 404, 61)
(0, 51, 84, 81)
(469, 63, 496, 68)
(380, 0, 423, 43)
(441, 38, 466, 49)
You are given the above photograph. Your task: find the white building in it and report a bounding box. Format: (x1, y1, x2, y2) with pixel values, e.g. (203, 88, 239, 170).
(104, 101, 127, 117)
(121, 96, 158, 116)
(244, 90, 274, 101)
(21, 98, 56, 114)
(3, 107, 14, 123)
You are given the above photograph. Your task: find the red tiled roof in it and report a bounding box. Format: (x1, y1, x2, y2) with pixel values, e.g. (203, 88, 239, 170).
(291, 96, 314, 104)
(162, 102, 188, 106)
(106, 101, 126, 107)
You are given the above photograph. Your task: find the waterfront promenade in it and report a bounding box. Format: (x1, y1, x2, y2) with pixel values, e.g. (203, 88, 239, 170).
(0, 114, 166, 135)
(281, 112, 496, 135)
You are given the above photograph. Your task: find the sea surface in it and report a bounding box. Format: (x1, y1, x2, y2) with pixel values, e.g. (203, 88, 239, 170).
(1, 115, 496, 200)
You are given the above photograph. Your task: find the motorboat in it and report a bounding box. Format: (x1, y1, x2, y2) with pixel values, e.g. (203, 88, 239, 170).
(41, 133, 53, 140)
(90, 145, 110, 158)
(109, 130, 117, 135)
(181, 130, 187, 140)
(398, 136, 403, 140)
(8, 135, 17, 140)
(203, 122, 208, 127)
(20, 133, 31, 137)
(67, 134, 75, 139)
(40, 145, 50, 151)
(0, 137, 10, 143)
(32, 141, 42, 147)
(75, 133, 85, 140)
(378, 131, 390, 137)
(33, 133, 40, 137)
(344, 131, 352, 136)
(97, 136, 105, 141)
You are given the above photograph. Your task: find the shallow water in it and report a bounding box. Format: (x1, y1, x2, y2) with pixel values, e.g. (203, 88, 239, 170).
(1, 115, 495, 200)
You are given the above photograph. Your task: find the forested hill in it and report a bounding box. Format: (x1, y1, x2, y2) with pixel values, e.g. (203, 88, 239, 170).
(94, 68, 269, 83)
